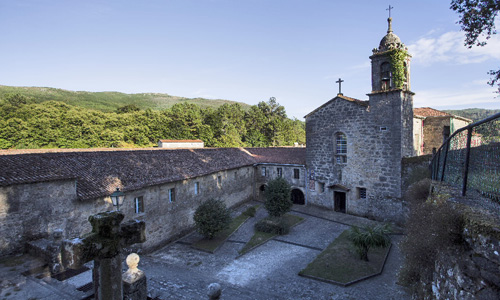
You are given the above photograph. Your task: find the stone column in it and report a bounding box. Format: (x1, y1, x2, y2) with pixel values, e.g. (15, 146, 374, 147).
(123, 253, 147, 300)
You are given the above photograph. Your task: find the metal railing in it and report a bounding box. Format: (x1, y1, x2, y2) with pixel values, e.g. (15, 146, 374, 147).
(431, 112, 500, 200)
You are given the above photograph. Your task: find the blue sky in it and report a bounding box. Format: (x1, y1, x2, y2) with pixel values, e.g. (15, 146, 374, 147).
(1, 0, 499, 119)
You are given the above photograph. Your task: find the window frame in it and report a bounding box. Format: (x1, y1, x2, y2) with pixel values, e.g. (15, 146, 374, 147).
(335, 133, 347, 164)
(134, 196, 144, 214)
(358, 187, 367, 199)
(168, 188, 175, 203)
(293, 168, 300, 179)
(261, 167, 267, 177)
(194, 182, 200, 195)
(277, 167, 283, 178)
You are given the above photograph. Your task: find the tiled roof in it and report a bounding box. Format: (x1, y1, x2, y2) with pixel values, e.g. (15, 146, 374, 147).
(413, 107, 451, 117)
(413, 107, 472, 122)
(305, 94, 369, 118)
(0, 147, 305, 201)
(158, 139, 203, 143)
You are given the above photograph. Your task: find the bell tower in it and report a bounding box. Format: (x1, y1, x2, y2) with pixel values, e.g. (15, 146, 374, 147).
(368, 14, 414, 158)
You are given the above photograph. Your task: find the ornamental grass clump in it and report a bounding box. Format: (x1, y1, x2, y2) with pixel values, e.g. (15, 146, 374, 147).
(348, 224, 391, 261)
(193, 198, 231, 240)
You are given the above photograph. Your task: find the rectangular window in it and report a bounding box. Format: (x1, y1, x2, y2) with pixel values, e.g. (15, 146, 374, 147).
(217, 176, 222, 186)
(277, 167, 282, 178)
(134, 196, 144, 213)
(293, 168, 300, 179)
(358, 188, 367, 199)
(168, 188, 175, 202)
(336, 155, 347, 164)
(261, 167, 267, 177)
(319, 182, 325, 193)
(194, 182, 200, 195)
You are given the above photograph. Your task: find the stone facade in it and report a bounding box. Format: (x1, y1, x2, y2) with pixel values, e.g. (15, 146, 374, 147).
(305, 18, 413, 223)
(254, 164, 307, 204)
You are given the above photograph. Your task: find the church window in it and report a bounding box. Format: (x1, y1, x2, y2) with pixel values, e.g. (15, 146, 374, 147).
(336, 133, 347, 164)
(381, 62, 391, 90)
(277, 167, 283, 177)
(358, 188, 367, 199)
(293, 168, 300, 179)
(194, 182, 200, 195)
(134, 196, 144, 213)
(261, 167, 267, 177)
(168, 188, 175, 202)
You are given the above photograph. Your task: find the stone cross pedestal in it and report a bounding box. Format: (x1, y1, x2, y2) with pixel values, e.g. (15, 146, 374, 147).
(123, 253, 147, 300)
(61, 211, 146, 300)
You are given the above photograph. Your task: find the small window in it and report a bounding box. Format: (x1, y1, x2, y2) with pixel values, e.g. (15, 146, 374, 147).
(319, 182, 325, 193)
(358, 188, 367, 199)
(336, 155, 347, 164)
(293, 169, 300, 179)
(277, 167, 283, 178)
(168, 188, 175, 202)
(134, 196, 144, 213)
(194, 182, 200, 195)
(261, 167, 267, 177)
(336, 133, 347, 154)
(380, 126, 387, 131)
(217, 176, 222, 186)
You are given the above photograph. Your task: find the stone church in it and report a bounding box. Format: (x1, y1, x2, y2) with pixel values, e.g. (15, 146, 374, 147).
(0, 17, 450, 257)
(305, 17, 413, 222)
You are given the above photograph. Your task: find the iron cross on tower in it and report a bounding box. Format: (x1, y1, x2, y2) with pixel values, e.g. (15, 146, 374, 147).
(387, 5, 394, 18)
(336, 78, 344, 95)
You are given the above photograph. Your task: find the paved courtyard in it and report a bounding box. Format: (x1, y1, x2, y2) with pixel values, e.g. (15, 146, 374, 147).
(0, 202, 410, 299)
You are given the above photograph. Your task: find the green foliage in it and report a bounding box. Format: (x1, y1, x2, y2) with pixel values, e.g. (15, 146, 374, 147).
(254, 217, 291, 235)
(443, 108, 500, 143)
(193, 199, 232, 240)
(348, 224, 391, 261)
(450, 0, 500, 92)
(388, 49, 408, 89)
(0, 91, 305, 149)
(399, 198, 464, 292)
(242, 205, 258, 217)
(264, 177, 293, 217)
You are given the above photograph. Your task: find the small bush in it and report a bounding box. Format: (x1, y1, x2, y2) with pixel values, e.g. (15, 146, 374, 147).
(404, 178, 431, 206)
(399, 199, 464, 290)
(407, 165, 431, 186)
(193, 199, 232, 239)
(348, 224, 391, 261)
(242, 206, 257, 217)
(264, 177, 292, 217)
(254, 217, 290, 235)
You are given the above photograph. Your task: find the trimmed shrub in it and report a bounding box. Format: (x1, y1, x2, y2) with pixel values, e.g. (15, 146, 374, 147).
(193, 199, 231, 239)
(242, 206, 257, 218)
(404, 178, 431, 206)
(254, 217, 290, 235)
(264, 177, 292, 217)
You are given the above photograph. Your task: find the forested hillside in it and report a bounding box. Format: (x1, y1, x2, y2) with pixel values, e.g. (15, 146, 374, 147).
(0, 85, 250, 112)
(444, 108, 500, 143)
(0, 93, 305, 149)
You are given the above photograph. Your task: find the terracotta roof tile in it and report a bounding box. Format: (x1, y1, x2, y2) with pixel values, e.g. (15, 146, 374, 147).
(0, 147, 305, 201)
(413, 107, 451, 117)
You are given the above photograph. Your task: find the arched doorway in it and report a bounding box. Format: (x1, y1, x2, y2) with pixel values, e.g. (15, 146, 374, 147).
(291, 189, 305, 205)
(259, 184, 267, 200)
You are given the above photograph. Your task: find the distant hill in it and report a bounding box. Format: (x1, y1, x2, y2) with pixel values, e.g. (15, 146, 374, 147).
(0, 85, 251, 112)
(443, 108, 500, 122)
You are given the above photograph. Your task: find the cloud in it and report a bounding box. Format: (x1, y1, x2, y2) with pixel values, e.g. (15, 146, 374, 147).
(414, 85, 498, 109)
(407, 30, 500, 66)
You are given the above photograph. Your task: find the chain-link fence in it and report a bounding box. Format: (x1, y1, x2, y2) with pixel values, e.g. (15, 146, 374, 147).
(431, 112, 500, 202)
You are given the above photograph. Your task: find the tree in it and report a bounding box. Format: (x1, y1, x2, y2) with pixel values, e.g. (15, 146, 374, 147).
(348, 224, 391, 261)
(193, 199, 232, 239)
(451, 0, 500, 92)
(264, 177, 293, 217)
(116, 104, 140, 113)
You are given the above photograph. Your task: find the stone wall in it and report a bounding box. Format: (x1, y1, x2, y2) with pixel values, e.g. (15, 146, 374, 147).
(254, 164, 307, 202)
(0, 180, 109, 255)
(0, 167, 255, 257)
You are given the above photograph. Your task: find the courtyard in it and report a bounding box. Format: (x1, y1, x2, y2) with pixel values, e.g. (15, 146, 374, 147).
(0, 202, 410, 300)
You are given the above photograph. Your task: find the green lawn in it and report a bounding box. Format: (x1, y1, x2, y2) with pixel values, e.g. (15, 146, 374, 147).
(299, 230, 391, 286)
(192, 213, 250, 253)
(238, 214, 304, 256)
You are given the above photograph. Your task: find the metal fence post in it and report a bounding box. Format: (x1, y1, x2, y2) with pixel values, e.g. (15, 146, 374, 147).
(462, 127, 473, 196)
(441, 141, 449, 182)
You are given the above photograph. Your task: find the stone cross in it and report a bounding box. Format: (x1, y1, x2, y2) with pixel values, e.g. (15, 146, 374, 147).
(336, 78, 344, 95)
(61, 211, 146, 300)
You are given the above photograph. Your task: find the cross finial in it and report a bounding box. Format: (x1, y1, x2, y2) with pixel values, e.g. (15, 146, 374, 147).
(336, 78, 344, 95)
(386, 5, 393, 18)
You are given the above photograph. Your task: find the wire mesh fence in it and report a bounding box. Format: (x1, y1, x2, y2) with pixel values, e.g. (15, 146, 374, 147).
(431, 112, 500, 202)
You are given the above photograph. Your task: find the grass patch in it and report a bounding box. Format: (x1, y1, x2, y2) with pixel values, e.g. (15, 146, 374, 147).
(299, 230, 390, 285)
(238, 214, 304, 256)
(192, 213, 250, 253)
